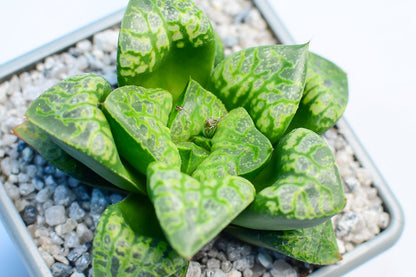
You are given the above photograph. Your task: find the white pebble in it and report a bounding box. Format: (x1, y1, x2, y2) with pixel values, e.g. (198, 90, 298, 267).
(45, 205, 66, 226)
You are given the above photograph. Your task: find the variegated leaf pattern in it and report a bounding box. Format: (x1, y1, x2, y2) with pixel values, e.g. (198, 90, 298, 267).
(168, 78, 227, 142)
(286, 52, 349, 134)
(233, 128, 345, 230)
(175, 141, 209, 175)
(117, 0, 216, 101)
(93, 194, 188, 277)
(210, 44, 308, 144)
(13, 121, 117, 191)
(103, 85, 181, 175)
(226, 220, 341, 265)
(192, 107, 272, 181)
(147, 162, 255, 259)
(25, 74, 146, 193)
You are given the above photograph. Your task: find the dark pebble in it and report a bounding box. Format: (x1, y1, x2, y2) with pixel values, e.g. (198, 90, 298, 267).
(44, 164, 56, 175)
(22, 205, 38, 225)
(74, 186, 91, 202)
(68, 244, 88, 263)
(75, 252, 92, 273)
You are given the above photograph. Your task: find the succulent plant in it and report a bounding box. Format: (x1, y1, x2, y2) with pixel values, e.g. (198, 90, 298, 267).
(14, 0, 349, 274)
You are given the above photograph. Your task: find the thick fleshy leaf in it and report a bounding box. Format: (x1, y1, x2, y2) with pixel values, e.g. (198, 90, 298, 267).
(226, 220, 341, 265)
(192, 107, 272, 181)
(210, 44, 308, 144)
(233, 128, 345, 230)
(117, 0, 216, 101)
(25, 74, 146, 193)
(168, 78, 227, 142)
(13, 121, 117, 191)
(175, 141, 209, 175)
(214, 32, 225, 67)
(103, 85, 181, 174)
(93, 194, 188, 276)
(286, 52, 349, 134)
(147, 162, 255, 259)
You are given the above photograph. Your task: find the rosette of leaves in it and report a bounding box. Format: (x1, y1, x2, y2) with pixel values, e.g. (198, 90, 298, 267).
(16, 0, 351, 272)
(117, 0, 218, 101)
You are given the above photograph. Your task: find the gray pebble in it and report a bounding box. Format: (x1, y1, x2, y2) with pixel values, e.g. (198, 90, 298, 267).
(22, 205, 38, 225)
(75, 253, 91, 273)
(68, 244, 89, 263)
(90, 188, 108, 215)
(36, 188, 51, 203)
(19, 182, 35, 196)
(51, 262, 73, 277)
(54, 185, 75, 206)
(22, 147, 34, 162)
(69, 202, 86, 221)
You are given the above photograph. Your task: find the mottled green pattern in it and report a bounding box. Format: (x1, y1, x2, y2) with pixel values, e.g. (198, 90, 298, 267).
(192, 107, 272, 181)
(147, 162, 255, 258)
(117, 0, 216, 101)
(227, 220, 341, 265)
(210, 44, 308, 143)
(287, 52, 349, 134)
(13, 121, 117, 191)
(103, 86, 181, 175)
(214, 32, 225, 67)
(25, 74, 145, 193)
(168, 78, 227, 142)
(234, 128, 345, 230)
(176, 141, 209, 175)
(93, 196, 188, 277)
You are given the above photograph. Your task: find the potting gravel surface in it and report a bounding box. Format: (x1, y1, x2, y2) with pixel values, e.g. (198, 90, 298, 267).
(0, 0, 390, 276)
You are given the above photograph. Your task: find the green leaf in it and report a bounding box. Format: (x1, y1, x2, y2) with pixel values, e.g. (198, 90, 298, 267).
(103, 85, 181, 175)
(13, 121, 118, 191)
(210, 44, 309, 144)
(226, 220, 341, 265)
(168, 78, 227, 142)
(233, 128, 345, 230)
(25, 74, 146, 193)
(286, 52, 349, 134)
(192, 107, 273, 181)
(117, 0, 216, 102)
(175, 141, 209, 175)
(214, 32, 225, 67)
(147, 162, 255, 259)
(93, 194, 188, 277)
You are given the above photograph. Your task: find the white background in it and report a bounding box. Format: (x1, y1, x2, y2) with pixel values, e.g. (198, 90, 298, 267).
(0, 0, 414, 276)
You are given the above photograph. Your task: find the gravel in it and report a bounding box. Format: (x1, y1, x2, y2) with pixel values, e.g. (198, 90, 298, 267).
(0, 0, 390, 276)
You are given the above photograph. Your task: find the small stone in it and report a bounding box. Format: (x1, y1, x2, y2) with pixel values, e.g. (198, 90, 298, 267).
(39, 247, 55, 268)
(242, 268, 253, 277)
(25, 164, 38, 178)
(54, 185, 76, 206)
(36, 188, 51, 203)
(68, 244, 89, 262)
(75, 253, 92, 273)
(14, 198, 29, 212)
(56, 218, 78, 237)
(221, 260, 232, 273)
(19, 182, 35, 196)
(4, 182, 20, 200)
(257, 251, 273, 269)
(69, 202, 86, 221)
(22, 205, 38, 225)
(68, 177, 80, 188)
(44, 164, 56, 175)
(34, 155, 47, 167)
(51, 262, 73, 277)
(109, 193, 124, 204)
(227, 269, 242, 277)
(233, 256, 254, 271)
(22, 146, 34, 162)
(90, 188, 108, 215)
(65, 232, 80, 249)
(71, 272, 86, 277)
(45, 205, 66, 226)
(74, 186, 90, 201)
(207, 258, 221, 269)
(270, 260, 296, 277)
(186, 261, 202, 277)
(206, 268, 226, 277)
(76, 223, 94, 244)
(76, 40, 92, 53)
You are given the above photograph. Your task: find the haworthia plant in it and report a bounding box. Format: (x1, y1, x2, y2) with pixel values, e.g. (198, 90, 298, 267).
(233, 128, 345, 230)
(103, 85, 181, 175)
(147, 162, 255, 259)
(93, 194, 188, 276)
(192, 107, 273, 181)
(210, 44, 309, 144)
(117, 0, 217, 101)
(286, 52, 349, 134)
(13, 121, 118, 191)
(168, 78, 227, 142)
(226, 220, 341, 265)
(25, 74, 146, 193)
